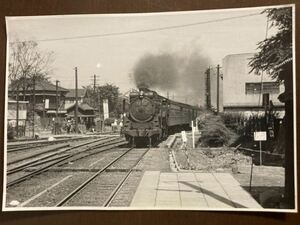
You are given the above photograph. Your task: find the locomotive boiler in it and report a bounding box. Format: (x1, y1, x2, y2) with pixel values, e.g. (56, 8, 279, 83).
(122, 88, 200, 146)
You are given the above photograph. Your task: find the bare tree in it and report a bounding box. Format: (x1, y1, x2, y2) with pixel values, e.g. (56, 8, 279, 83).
(8, 40, 54, 98)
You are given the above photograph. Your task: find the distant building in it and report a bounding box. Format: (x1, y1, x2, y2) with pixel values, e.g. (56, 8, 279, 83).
(65, 88, 87, 104)
(7, 97, 28, 125)
(7, 97, 28, 137)
(66, 103, 96, 131)
(222, 53, 285, 117)
(8, 80, 69, 128)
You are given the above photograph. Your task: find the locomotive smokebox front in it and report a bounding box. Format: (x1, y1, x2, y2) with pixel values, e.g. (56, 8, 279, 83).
(129, 94, 155, 123)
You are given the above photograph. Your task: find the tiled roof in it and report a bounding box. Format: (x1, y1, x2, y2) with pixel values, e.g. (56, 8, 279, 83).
(8, 80, 68, 92)
(33, 80, 68, 92)
(66, 102, 94, 111)
(79, 103, 94, 110)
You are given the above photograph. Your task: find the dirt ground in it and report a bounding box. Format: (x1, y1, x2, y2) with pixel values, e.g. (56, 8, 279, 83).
(172, 132, 285, 208)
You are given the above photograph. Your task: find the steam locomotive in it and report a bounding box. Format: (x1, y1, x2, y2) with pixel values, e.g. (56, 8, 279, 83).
(122, 88, 201, 146)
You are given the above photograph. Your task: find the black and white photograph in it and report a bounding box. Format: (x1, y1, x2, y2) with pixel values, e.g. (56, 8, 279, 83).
(3, 4, 297, 211)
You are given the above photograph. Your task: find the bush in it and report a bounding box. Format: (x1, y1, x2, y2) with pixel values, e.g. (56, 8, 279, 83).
(104, 118, 115, 126)
(198, 114, 232, 147)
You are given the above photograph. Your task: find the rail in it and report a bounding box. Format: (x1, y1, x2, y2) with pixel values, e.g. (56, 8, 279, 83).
(6, 137, 127, 187)
(55, 147, 135, 206)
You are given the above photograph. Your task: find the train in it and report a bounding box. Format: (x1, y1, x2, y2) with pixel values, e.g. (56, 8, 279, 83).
(122, 88, 201, 146)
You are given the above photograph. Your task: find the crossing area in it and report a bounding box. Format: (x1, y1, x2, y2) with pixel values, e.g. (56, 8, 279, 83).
(130, 171, 262, 209)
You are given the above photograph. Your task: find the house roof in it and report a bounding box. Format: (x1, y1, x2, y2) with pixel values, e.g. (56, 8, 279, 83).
(37, 80, 68, 92)
(65, 89, 86, 98)
(8, 80, 68, 92)
(79, 103, 94, 110)
(66, 102, 94, 111)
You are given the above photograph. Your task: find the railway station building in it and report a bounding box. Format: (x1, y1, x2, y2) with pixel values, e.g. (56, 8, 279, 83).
(221, 53, 285, 118)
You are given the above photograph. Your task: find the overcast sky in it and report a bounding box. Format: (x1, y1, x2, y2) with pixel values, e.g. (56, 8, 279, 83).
(6, 6, 279, 94)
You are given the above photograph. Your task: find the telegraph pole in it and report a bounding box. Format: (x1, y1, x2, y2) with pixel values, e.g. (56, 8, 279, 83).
(94, 74, 96, 94)
(216, 64, 220, 114)
(32, 76, 36, 138)
(93, 74, 97, 108)
(75, 67, 79, 133)
(43, 89, 46, 129)
(55, 80, 59, 135)
(98, 92, 102, 132)
(16, 86, 19, 137)
(206, 67, 211, 109)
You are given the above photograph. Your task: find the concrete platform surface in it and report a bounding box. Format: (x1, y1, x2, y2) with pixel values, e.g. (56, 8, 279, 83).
(130, 171, 262, 209)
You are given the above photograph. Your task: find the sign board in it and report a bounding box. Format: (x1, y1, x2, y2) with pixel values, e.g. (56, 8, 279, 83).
(103, 99, 109, 120)
(45, 99, 49, 109)
(181, 131, 187, 143)
(254, 131, 267, 141)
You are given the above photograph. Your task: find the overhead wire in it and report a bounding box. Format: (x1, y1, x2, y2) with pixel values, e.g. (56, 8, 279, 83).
(10, 12, 261, 43)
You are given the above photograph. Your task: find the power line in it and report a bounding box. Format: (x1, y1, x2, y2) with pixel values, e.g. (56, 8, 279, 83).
(10, 12, 261, 43)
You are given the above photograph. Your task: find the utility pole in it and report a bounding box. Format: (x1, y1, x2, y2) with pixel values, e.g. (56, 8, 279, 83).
(94, 74, 96, 94)
(93, 74, 97, 108)
(43, 89, 46, 129)
(16, 86, 19, 137)
(98, 92, 102, 132)
(216, 64, 220, 114)
(206, 67, 211, 109)
(75, 67, 79, 133)
(32, 76, 36, 138)
(55, 80, 59, 135)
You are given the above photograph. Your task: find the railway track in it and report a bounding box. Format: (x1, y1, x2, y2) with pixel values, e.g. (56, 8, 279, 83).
(7, 136, 113, 166)
(7, 136, 99, 152)
(6, 136, 127, 188)
(55, 147, 150, 207)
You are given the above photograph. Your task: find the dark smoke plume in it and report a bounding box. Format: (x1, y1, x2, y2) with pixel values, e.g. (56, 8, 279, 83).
(132, 50, 211, 106)
(133, 53, 178, 89)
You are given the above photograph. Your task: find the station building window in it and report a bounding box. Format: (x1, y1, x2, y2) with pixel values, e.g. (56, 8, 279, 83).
(245, 82, 280, 95)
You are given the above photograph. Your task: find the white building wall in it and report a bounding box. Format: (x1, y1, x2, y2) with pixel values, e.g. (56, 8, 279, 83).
(222, 53, 284, 109)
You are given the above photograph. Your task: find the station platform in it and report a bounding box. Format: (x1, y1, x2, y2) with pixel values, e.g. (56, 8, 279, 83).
(130, 171, 262, 209)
